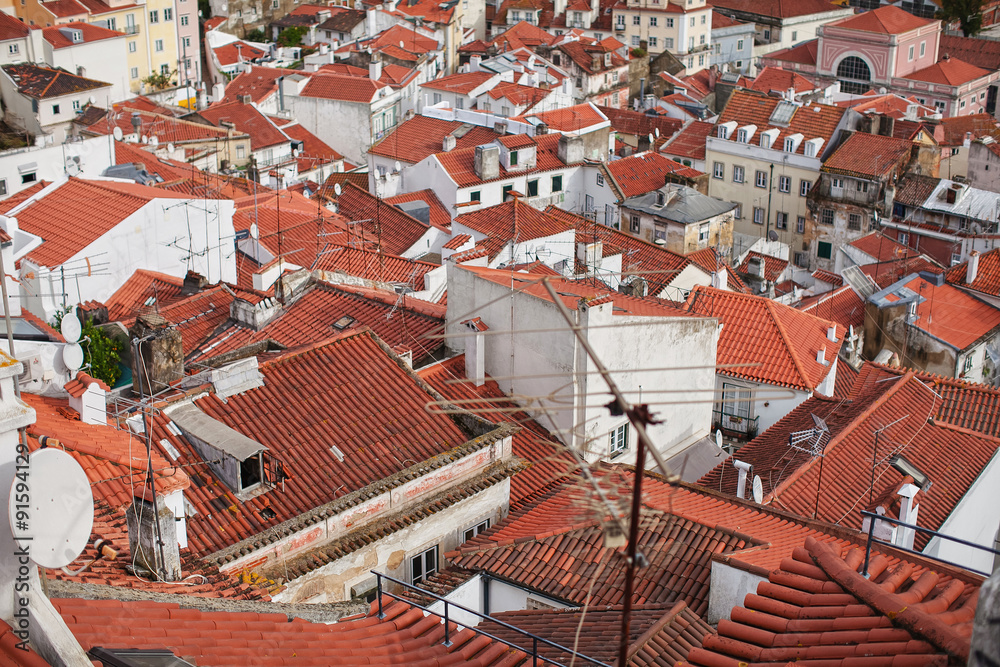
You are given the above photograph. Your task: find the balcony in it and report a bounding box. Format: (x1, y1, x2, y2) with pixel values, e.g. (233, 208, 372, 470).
(712, 408, 759, 440)
(123, 24, 140, 35)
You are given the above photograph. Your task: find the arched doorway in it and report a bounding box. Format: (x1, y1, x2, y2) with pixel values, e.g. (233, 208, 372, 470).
(837, 56, 873, 95)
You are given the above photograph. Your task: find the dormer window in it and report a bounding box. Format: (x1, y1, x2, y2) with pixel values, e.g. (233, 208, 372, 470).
(783, 133, 803, 153)
(736, 124, 756, 143)
(759, 128, 779, 149)
(737, 129, 748, 142)
(803, 138, 823, 158)
(655, 190, 665, 206)
(718, 121, 737, 140)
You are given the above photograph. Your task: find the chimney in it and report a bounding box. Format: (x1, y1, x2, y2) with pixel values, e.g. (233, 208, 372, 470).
(65, 372, 109, 425)
(180, 270, 207, 295)
(443, 133, 457, 151)
(126, 491, 181, 581)
(591, 54, 601, 72)
(967, 250, 980, 284)
(711, 269, 728, 290)
(894, 483, 921, 550)
(130, 313, 183, 396)
(462, 318, 487, 387)
(733, 459, 752, 499)
(817, 346, 826, 365)
(230, 296, 282, 330)
(827, 325, 838, 342)
(369, 54, 382, 81)
(470, 55, 482, 71)
(474, 144, 500, 180)
(557, 133, 584, 164)
(212, 81, 225, 103)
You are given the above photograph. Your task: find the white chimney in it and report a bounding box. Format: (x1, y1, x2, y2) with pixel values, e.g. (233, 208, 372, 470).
(212, 81, 225, 103)
(66, 372, 109, 425)
(733, 459, 752, 499)
(369, 55, 382, 82)
(817, 346, 826, 365)
(470, 55, 482, 71)
(967, 250, 980, 284)
(894, 483, 920, 550)
(827, 325, 837, 342)
(711, 270, 728, 291)
(463, 318, 487, 387)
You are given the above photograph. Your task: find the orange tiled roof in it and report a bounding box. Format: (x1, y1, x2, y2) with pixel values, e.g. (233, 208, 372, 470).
(606, 152, 703, 198)
(151, 329, 476, 557)
(368, 114, 498, 164)
(437, 132, 571, 187)
(337, 182, 431, 256)
(737, 250, 788, 282)
(710, 0, 846, 19)
(311, 243, 439, 286)
(385, 188, 452, 230)
(213, 40, 268, 66)
(37, 0, 87, 17)
(717, 89, 846, 156)
(198, 101, 290, 151)
(217, 66, 307, 105)
(42, 22, 121, 48)
(85, 108, 241, 143)
(454, 197, 570, 259)
(300, 72, 386, 102)
(58, 597, 529, 665)
(420, 70, 495, 94)
(827, 4, 936, 33)
(659, 119, 714, 161)
(598, 105, 683, 146)
(281, 122, 344, 172)
(2, 63, 109, 98)
(687, 536, 977, 666)
(799, 284, 864, 330)
(766, 39, 818, 66)
(812, 268, 843, 286)
(749, 66, 819, 95)
(822, 131, 914, 179)
(881, 273, 1000, 349)
(946, 247, 1000, 296)
(512, 102, 607, 132)
(904, 55, 990, 86)
(848, 231, 911, 262)
(0, 11, 29, 41)
(938, 112, 1000, 146)
(104, 268, 185, 323)
(685, 285, 842, 391)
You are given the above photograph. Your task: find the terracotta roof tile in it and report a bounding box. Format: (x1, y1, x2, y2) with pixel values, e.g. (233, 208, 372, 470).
(749, 66, 819, 95)
(337, 182, 431, 256)
(316, 6, 365, 31)
(300, 72, 386, 102)
(606, 152, 702, 198)
(103, 269, 186, 323)
(938, 33, 1000, 71)
(709, 0, 845, 19)
(882, 273, 1000, 349)
(860, 256, 941, 289)
(199, 101, 289, 151)
(824, 132, 915, 179)
(685, 285, 842, 391)
(36, 0, 87, 18)
(0, 11, 29, 41)
(904, 55, 990, 86)
(849, 231, 912, 262)
(737, 251, 788, 282)
(42, 22, 121, 48)
(150, 330, 476, 557)
(512, 102, 607, 133)
(937, 113, 1000, 146)
(718, 90, 847, 156)
(217, 67, 312, 106)
(368, 115, 498, 164)
(946, 246, 1000, 296)
(84, 108, 240, 143)
(420, 70, 496, 94)
(687, 536, 978, 666)
(2, 63, 109, 98)
(58, 597, 528, 665)
(598, 106, 683, 146)
(659, 119, 713, 161)
(386, 189, 452, 230)
(312, 243, 439, 286)
(455, 197, 570, 259)
(438, 132, 571, 187)
(799, 284, 864, 330)
(827, 4, 936, 33)
(766, 38, 819, 66)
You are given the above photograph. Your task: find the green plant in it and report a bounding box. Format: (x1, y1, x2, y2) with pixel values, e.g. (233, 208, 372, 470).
(52, 310, 124, 387)
(631, 47, 646, 58)
(142, 70, 175, 90)
(245, 28, 266, 42)
(276, 26, 306, 47)
(937, 0, 983, 36)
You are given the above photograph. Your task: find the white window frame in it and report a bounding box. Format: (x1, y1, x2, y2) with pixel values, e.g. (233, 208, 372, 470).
(713, 162, 724, 179)
(778, 175, 790, 193)
(755, 170, 767, 188)
(800, 180, 811, 197)
(733, 165, 744, 183)
(410, 545, 438, 585)
(753, 207, 764, 225)
(609, 422, 629, 458)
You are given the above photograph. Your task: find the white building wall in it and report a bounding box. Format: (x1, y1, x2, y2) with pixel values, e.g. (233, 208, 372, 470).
(44, 39, 130, 102)
(0, 136, 112, 200)
(707, 560, 767, 624)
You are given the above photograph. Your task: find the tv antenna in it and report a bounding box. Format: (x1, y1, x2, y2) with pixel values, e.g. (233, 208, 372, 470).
(8, 448, 94, 568)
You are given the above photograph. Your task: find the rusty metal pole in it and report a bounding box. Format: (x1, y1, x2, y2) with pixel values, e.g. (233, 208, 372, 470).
(617, 434, 646, 667)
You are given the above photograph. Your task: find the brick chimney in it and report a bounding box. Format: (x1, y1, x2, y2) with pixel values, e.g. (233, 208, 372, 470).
(126, 490, 181, 581)
(130, 312, 183, 396)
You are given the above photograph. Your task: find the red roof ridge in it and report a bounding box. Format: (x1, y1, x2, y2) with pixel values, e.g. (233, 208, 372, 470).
(806, 536, 973, 662)
(763, 298, 813, 391)
(765, 371, 920, 504)
(927, 414, 1000, 444)
(256, 326, 373, 369)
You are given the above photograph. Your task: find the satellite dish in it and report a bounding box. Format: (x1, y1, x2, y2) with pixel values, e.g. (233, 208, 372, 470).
(811, 412, 829, 433)
(167, 142, 175, 153)
(334, 183, 342, 196)
(292, 148, 300, 157)
(88, 96, 95, 105)
(654, 127, 659, 138)
(9, 448, 94, 568)
(140, 136, 148, 144)
(62, 343, 84, 372)
(60, 313, 81, 343)
(647, 133, 654, 145)
(394, 160, 402, 171)
(715, 429, 723, 448)
(751, 475, 763, 503)
(250, 222, 259, 239)
(112, 126, 123, 141)
(149, 135, 159, 147)
(767, 229, 779, 242)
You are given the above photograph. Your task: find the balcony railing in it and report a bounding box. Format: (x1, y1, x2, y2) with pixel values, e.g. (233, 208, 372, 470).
(123, 24, 140, 35)
(372, 571, 610, 666)
(712, 408, 759, 440)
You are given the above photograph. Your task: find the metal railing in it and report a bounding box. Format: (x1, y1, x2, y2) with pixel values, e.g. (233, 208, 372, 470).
(860, 510, 1000, 578)
(372, 571, 611, 666)
(712, 409, 759, 439)
(123, 24, 140, 34)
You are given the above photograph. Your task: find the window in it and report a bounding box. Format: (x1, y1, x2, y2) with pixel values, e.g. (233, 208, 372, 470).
(410, 546, 438, 585)
(794, 251, 807, 267)
(737, 38, 744, 50)
(654, 223, 666, 242)
(762, 28, 770, 40)
(597, 172, 605, 186)
(160, 63, 169, 75)
(632, 36, 640, 46)
(470, 190, 480, 202)
(164, 7, 172, 19)
(698, 54, 704, 66)
(908, 45, 914, 61)
(72, 100, 80, 111)
(239, 454, 262, 491)
(837, 56, 872, 95)
(961, 100, 966, 109)
(527, 179, 538, 196)
(509, 150, 518, 166)
(609, 423, 628, 458)
(800, 180, 811, 197)
(128, 41, 136, 52)
(821, 209, 834, 225)
(753, 206, 764, 225)
(778, 175, 790, 193)
(713, 162, 724, 179)
(755, 170, 767, 188)
(149, 9, 158, 22)
(552, 175, 563, 192)
(464, 519, 490, 542)
(690, 16, 695, 26)
(791, 30, 797, 41)
(817, 241, 832, 260)
(20, 172, 35, 184)
(831, 177, 844, 190)
(733, 165, 744, 183)
(632, 15, 640, 25)
(510, 10, 519, 19)
(665, 37, 673, 49)
(848, 213, 861, 230)
(236, 144, 246, 159)
(155, 39, 164, 51)
(130, 67, 139, 79)
(629, 215, 640, 233)
(734, 203, 742, 219)
(502, 184, 514, 199)
(796, 216, 805, 233)
(721, 382, 750, 422)
(648, 36, 657, 47)
(737, 128, 748, 143)
(8, 44, 17, 55)
(899, 231, 909, 245)
(920, 41, 926, 57)
(616, 14, 625, 27)
(699, 223, 709, 242)
(776, 211, 788, 229)
(700, 34, 705, 44)
(666, 18, 673, 27)
(51, 104, 60, 115)
(701, 13, 706, 23)
(649, 16, 657, 26)
(0, 180, 6, 196)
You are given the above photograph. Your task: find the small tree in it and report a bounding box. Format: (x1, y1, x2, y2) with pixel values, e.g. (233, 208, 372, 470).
(276, 26, 306, 47)
(245, 28, 266, 42)
(51, 310, 124, 387)
(937, 0, 983, 36)
(142, 70, 175, 90)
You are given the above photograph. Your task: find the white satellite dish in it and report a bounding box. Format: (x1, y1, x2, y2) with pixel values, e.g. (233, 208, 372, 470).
(141, 136, 148, 144)
(62, 343, 84, 372)
(751, 475, 763, 504)
(88, 96, 96, 105)
(393, 160, 402, 171)
(654, 127, 659, 138)
(167, 142, 175, 153)
(112, 126, 123, 141)
(9, 448, 94, 568)
(715, 429, 723, 448)
(292, 148, 300, 157)
(250, 222, 259, 239)
(647, 133, 654, 145)
(400, 40, 405, 48)
(149, 135, 159, 147)
(60, 313, 81, 343)
(334, 183, 342, 196)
